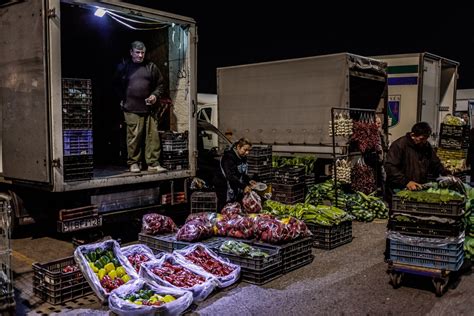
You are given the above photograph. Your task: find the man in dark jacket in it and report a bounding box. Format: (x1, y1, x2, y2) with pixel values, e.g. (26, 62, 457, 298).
(220, 138, 256, 205)
(114, 41, 166, 173)
(385, 122, 448, 197)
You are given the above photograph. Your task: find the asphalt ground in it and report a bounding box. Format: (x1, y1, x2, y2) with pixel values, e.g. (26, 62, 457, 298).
(9, 220, 474, 315)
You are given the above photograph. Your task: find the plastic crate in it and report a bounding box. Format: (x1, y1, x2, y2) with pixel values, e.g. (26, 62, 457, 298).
(388, 218, 465, 238)
(391, 196, 465, 217)
(271, 183, 305, 204)
(62, 104, 93, 129)
(436, 147, 468, 161)
(307, 221, 353, 249)
(240, 264, 282, 285)
(253, 237, 313, 273)
(33, 256, 92, 305)
(138, 233, 174, 253)
(273, 166, 306, 185)
(161, 157, 189, 171)
(191, 192, 218, 213)
(214, 242, 282, 270)
(63, 129, 93, 156)
(389, 239, 464, 271)
(248, 145, 272, 157)
(0, 251, 14, 312)
(440, 124, 469, 138)
(62, 78, 92, 105)
(63, 155, 94, 181)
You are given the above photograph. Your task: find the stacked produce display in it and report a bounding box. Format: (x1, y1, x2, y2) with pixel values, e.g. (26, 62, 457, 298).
(247, 145, 272, 183)
(437, 115, 470, 181)
(386, 177, 466, 296)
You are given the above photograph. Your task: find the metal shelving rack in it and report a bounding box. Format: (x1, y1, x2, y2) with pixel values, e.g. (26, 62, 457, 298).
(330, 107, 376, 204)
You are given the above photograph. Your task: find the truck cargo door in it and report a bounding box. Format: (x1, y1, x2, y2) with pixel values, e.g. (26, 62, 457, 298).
(0, 0, 51, 183)
(420, 58, 440, 137)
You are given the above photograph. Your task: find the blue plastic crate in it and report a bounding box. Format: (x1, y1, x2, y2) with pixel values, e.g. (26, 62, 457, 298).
(389, 239, 464, 271)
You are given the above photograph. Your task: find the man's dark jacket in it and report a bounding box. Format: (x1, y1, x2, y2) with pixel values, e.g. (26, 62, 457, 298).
(385, 133, 447, 190)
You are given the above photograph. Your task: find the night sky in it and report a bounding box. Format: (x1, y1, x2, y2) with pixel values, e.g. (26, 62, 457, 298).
(123, 1, 474, 94)
(4, 0, 472, 93)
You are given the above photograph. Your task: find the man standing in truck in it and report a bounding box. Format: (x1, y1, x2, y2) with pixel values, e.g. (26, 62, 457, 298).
(114, 41, 166, 173)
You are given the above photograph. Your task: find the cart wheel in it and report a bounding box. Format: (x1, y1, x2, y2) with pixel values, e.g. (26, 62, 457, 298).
(389, 272, 402, 288)
(433, 277, 448, 297)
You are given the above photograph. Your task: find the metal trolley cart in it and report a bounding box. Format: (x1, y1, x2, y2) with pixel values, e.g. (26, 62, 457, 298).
(387, 262, 453, 296)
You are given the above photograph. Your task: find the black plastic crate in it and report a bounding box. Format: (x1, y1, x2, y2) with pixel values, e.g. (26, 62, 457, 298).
(253, 237, 313, 273)
(308, 221, 353, 249)
(240, 264, 282, 285)
(62, 78, 92, 105)
(273, 166, 306, 185)
(191, 192, 218, 213)
(248, 145, 272, 157)
(64, 155, 94, 181)
(161, 158, 189, 171)
(138, 233, 174, 253)
(271, 183, 305, 204)
(33, 256, 92, 305)
(388, 218, 464, 238)
(214, 242, 282, 270)
(282, 253, 314, 273)
(62, 104, 93, 129)
(391, 196, 465, 217)
(161, 150, 188, 160)
(440, 124, 469, 138)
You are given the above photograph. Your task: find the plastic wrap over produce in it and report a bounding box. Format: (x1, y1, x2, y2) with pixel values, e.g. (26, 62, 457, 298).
(74, 240, 139, 301)
(242, 191, 262, 213)
(141, 213, 177, 235)
(386, 231, 465, 247)
(221, 202, 244, 218)
(121, 244, 156, 273)
(139, 253, 216, 302)
(214, 215, 255, 239)
(254, 214, 312, 244)
(176, 213, 215, 242)
(174, 243, 240, 288)
(109, 279, 193, 316)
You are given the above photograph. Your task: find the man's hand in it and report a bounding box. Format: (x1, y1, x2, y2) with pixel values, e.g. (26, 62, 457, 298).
(406, 181, 422, 191)
(145, 94, 157, 105)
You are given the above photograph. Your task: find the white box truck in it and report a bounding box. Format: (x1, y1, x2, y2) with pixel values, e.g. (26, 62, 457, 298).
(216, 53, 388, 155)
(0, 0, 199, 231)
(372, 53, 459, 144)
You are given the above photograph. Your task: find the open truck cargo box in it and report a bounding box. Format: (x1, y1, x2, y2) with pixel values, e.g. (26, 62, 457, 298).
(216, 53, 387, 154)
(0, 0, 197, 192)
(372, 52, 459, 144)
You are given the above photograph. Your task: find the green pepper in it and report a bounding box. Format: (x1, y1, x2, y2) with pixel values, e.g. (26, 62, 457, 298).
(99, 255, 110, 266)
(88, 251, 97, 262)
(111, 258, 120, 268)
(94, 259, 104, 269)
(106, 250, 115, 261)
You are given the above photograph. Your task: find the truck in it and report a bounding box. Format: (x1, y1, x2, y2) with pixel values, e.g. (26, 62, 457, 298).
(0, 0, 201, 233)
(372, 52, 459, 144)
(216, 53, 388, 156)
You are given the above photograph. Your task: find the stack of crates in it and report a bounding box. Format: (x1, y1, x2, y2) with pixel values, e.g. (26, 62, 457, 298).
(190, 192, 218, 213)
(62, 78, 93, 181)
(271, 166, 305, 204)
(160, 131, 188, 170)
(387, 195, 465, 283)
(438, 123, 469, 182)
(247, 145, 272, 183)
(0, 197, 15, 313)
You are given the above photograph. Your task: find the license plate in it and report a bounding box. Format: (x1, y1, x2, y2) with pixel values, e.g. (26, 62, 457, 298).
(59, 216, 102, 233)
